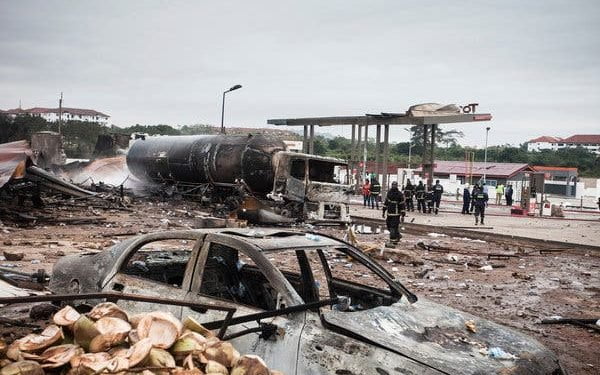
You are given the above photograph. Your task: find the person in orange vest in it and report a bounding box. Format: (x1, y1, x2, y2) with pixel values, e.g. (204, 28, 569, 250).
(362, 179, 371, 207)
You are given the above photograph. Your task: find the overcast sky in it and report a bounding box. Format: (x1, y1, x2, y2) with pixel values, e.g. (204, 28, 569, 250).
(1, 1, 599, 147)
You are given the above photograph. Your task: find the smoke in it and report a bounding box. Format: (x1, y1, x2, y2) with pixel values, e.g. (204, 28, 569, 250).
(67, 155, 144, 192)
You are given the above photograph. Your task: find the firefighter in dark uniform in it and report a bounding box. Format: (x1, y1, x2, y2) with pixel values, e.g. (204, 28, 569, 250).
(370, 178, 381, 210)
(473, 185, 489, 225)
(425, 185, 434, 214)
(382, 181, 404, 244)
(432, 179, 444, 214)
(404, 180, 415, 212)
(415, 181, 426, 213)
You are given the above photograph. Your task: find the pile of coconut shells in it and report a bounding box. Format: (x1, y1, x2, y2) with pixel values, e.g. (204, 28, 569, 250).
(0, 302, 283, 374)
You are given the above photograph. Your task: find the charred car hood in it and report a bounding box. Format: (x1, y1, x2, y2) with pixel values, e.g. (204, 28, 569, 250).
(323, 298, 562, 375)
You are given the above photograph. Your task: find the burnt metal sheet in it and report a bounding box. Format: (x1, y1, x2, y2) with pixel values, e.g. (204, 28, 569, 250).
(0, 140, 32, 188)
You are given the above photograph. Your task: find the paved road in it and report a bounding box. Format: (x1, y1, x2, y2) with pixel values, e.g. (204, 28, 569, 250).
(351, 197, 600, 247)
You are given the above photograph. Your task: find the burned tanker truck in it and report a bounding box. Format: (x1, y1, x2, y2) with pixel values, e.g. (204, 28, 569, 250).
(126, 134, 351, 223)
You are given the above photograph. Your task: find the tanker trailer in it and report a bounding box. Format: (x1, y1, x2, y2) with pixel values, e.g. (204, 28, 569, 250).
(126, 134, 351, 223)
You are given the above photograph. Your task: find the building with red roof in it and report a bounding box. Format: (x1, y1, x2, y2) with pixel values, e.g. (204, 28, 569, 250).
(527, 134, 600, 154)
(1, 107, 110, 125)
(414, 160, 533, 187)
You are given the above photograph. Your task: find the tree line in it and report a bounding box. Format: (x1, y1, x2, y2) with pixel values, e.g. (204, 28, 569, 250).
(1, 115, 598, 177)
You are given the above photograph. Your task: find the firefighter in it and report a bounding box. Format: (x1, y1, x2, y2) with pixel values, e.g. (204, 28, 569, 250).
(473, 185, 489, 225)
(425, 185, 434, 214)
(404, 180, 415, 212)
(382, 181, 404, 245)
(469, 184, 478, 212)
(370, 178, 381, 209)
(432, 179, 443, 214)
(415, 181, 426, 213)
(462, 184, 471, 214)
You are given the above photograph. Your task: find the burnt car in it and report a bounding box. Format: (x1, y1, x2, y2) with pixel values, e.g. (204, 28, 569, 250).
(50, 229, 565, 374)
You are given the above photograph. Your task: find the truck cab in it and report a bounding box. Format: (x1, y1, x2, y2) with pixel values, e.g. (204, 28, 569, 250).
(270, 151, 351, 222)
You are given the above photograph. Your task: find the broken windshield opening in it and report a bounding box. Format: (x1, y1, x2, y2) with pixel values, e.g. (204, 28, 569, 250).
(265, 247, 400, 311)
(290, 159, 306, 180)
(121, 239, 194, 288)
(308, 160, 342, 183)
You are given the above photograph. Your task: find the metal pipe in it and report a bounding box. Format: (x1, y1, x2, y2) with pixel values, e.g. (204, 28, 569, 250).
(483, 126, 490, 183)
(382, 125, 389, 194)
(362, 125, 368, 180)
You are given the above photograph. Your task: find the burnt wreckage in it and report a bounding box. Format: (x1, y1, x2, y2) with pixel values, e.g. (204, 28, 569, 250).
(126, 134, 351, 223)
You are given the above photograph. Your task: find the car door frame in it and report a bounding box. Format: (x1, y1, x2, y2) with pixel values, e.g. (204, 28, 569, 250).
(100, 230, 208, 318)
(183, 233, 306, 374)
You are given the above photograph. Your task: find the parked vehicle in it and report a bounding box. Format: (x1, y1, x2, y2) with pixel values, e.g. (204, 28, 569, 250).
(50, 229, 564, 374)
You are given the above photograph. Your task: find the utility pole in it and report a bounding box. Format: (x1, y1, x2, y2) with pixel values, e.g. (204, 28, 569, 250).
(220, 84, 242, 134)
(405, 128, 412, 169)
(483, 126, 490, 183)
(58, 92, 63, 135)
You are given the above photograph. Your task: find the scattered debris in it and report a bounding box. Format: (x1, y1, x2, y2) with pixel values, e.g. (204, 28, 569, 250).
(541, 317, 600, 333)
(488, 347, 517, 360)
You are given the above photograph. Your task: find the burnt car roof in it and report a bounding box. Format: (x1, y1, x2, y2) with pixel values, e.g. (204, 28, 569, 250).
(217, 229, 343, 251)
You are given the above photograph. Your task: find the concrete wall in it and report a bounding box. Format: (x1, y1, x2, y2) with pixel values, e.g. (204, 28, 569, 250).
(577, 178, 600, 198)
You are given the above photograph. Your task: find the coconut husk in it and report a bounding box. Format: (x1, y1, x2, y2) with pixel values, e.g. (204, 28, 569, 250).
(73, 316, 100, 351)
(125, 338, 153, 367)
(17, 325, 63, 352)
(142, 348, 176, 374)
(198, 341, 239, 368)
(128, 329, 140, 344)
(205, 360, 229, 374)
(171, 331, 208, 358)
(0, 360, 44, 375)
(88, 302, 129, 322)
(137, 312, 182, 349)
(183, 316, 216, 338)
(53, 305, 82, 327)
(88, 332, 128, 353)
(129, 313, 146, 328)
(230, 355, 269, 375)
(107, 346, 129, 357)
(94, 317, 132, 335)
(88, 317, 132, 352)
(69, 352, 111, 369)
(39, 344, 83, 368)
(172, 369, 204, 375)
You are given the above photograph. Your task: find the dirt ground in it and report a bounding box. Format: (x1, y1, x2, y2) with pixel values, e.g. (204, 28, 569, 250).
(0, 197, 599, 374)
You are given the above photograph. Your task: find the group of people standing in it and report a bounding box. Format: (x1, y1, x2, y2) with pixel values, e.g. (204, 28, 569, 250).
(367, 179, 445, 246)
(493, 184, 514, 205)
(363, 179, 445, 215)
(361, 178, 382, 209)
(461, 183, 514, 225)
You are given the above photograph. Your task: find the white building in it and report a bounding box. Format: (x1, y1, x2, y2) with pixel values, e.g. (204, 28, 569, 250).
(1, 107, 110, 125)
(283, 140, 304, 152)
(526, 136, 561, 152)
(527, 134, 600, 155)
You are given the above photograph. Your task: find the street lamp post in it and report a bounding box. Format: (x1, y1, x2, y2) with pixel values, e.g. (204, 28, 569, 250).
(220, 84, 242, 134)
(405, 128, 412, 169)
(483, 126, 491, 183)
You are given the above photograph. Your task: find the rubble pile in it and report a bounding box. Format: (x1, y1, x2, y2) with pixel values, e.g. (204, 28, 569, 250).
(0, 303, 282, 374)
